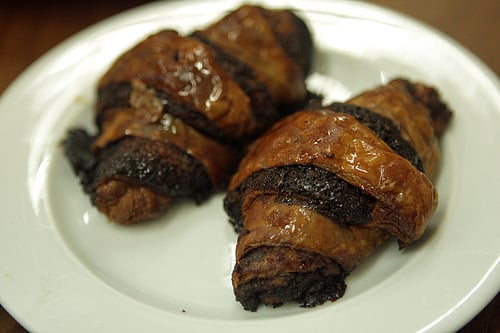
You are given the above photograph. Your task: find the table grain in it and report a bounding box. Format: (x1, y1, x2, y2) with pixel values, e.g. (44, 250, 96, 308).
(0, 1, 498, 332)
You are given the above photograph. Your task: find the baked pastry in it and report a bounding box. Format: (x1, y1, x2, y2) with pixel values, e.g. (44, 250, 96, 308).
(63, 5, 313, 224)
(193, 4, 312, 109)
(224, 79, 452, 311)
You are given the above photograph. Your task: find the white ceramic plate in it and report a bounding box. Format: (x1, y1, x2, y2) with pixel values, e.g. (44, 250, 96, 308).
(0, 0, 498, 332)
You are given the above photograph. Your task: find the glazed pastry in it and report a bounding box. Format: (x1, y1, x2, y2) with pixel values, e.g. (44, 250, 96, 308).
(63, 5, 313, 224)
(193, 4, 313, 109)
(224, 79, 452, 311)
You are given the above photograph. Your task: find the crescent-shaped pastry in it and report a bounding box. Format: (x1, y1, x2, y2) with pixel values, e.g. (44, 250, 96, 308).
(63, 5, 313, 224)
(224, 79, 452, 310)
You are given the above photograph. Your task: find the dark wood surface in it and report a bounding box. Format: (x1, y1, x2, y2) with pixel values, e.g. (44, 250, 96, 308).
(0, 1, 498, 332)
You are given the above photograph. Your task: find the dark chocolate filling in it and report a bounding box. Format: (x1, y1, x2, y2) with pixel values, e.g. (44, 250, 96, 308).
(93, 136, 212, 204)
(96, 81, 132, 117)
(224, 164, 376, 232)
(63, 130, 212, 205)
(62, 128, 98, 192)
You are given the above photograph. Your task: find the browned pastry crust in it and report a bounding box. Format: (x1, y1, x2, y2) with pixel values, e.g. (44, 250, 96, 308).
(225, 79, 452, 311)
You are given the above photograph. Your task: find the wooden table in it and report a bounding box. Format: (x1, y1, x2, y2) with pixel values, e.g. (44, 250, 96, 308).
(0, 1, 498, 332)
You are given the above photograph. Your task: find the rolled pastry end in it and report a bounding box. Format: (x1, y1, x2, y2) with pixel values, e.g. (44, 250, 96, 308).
(94, 180, 173, 224)
(232, 246, 347, 311)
